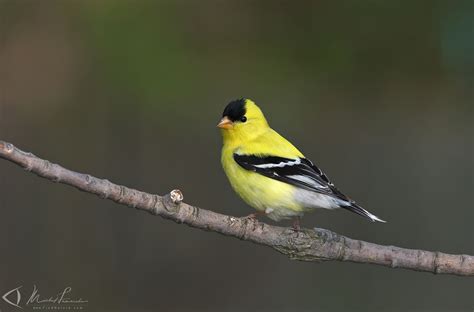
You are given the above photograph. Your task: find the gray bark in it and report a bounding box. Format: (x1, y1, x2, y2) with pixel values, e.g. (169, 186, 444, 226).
(0, 140, 472, 276)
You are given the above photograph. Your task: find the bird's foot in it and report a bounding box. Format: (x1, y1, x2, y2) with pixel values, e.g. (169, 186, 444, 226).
(292, 217, 301, 232)
(243, 211, 266, 220)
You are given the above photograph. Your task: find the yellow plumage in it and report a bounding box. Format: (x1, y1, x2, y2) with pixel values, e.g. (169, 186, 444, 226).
(218, 98, 386, 223)
(220, 99, 306, 218)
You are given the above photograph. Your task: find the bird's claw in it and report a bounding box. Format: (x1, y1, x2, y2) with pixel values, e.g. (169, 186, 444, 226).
(292, 217, 301, 232)
(243, 212, 260, 220)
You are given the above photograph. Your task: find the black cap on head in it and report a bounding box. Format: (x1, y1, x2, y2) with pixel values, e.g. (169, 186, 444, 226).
(222, 98, 246, 122)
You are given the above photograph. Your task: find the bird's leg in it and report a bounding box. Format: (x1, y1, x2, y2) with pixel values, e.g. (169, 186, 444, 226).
(292, 216, 301, 232)
(243, 211, 266, 220)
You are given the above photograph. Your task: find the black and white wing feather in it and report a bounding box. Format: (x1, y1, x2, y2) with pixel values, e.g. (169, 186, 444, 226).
(233, 154, 386, 222)
(234, 154, 341, 196)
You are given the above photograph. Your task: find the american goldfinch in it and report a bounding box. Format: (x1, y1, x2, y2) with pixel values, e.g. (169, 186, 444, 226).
(218, 98, 386, 226)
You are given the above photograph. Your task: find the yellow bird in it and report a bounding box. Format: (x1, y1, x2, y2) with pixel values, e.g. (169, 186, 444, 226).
(218, 98, 385, 228)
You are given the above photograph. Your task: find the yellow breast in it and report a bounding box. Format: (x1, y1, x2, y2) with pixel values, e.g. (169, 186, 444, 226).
(221, 145, 302, 213)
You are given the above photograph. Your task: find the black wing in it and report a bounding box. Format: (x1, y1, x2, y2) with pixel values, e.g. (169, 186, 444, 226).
(233, 153, 386, 222)
(233, 154, 350, 202)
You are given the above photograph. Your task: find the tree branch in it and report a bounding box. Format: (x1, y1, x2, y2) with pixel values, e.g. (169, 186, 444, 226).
(0, 140, 472, 276)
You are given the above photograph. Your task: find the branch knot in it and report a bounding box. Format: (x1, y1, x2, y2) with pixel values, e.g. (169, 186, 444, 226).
(4, 143, 14, 154)
(161, 189, 184, 214)
(170, 189, 183, 204)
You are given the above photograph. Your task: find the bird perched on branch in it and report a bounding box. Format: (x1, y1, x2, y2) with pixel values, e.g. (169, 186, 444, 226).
(218, 98, 385, 228)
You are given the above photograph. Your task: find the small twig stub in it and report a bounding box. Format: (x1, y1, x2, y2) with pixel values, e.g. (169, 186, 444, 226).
(170, 189, 184, 204)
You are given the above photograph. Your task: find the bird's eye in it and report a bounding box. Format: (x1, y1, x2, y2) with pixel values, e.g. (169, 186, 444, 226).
(240, 116, 247, 122)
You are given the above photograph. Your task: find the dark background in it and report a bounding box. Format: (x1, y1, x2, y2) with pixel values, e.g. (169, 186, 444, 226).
(1, 1, 473, 311)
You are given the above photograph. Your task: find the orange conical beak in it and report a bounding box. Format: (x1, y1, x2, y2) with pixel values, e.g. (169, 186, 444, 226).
(217, 116, 233, 129)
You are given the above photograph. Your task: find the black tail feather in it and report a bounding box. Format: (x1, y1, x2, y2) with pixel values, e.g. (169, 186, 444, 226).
(343, 203, 386, 223)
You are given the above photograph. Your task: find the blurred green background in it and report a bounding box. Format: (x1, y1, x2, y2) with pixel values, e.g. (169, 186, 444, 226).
(0, 1, 473, 311)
